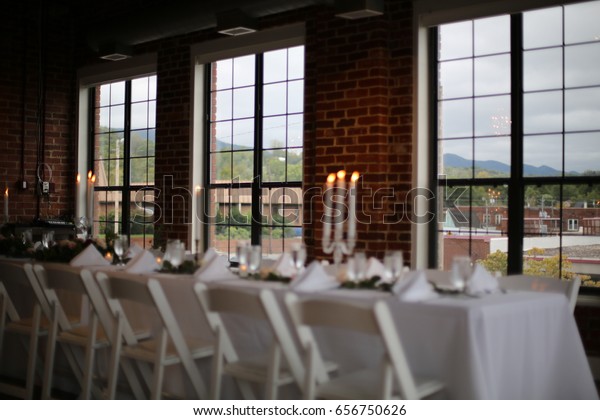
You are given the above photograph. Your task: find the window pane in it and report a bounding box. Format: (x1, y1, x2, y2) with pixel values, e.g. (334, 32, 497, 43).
(130, 157, 148, 184)
(233, 55, 255, 87)
(474, 54, 510, 96)
(439, 99, 473, 139)
(440, 139, 473, 179)
(232, 118, 254, 150)
(288, 114, 303, 148)
(131, 130, 148, 157)
(213, 90, 232, 121)
(263, 82, 287, 116)
(110, 81, 125, 105)
(524, 91, 563, 134)
(213, 152, 232, 183)
(474, 95, 511, 136)
(439, 21, 472, 60)
(565, 132, 600, 175)
(99, 85, 110, 107)
(523, 135, 563, 177)
(565, 1, 600, 44)
(288, 80, 304, 114)
(233, 87, 254, 119)
(213, 121, 232, 152)
(523, 7, 562, 49)
(148, 130, 156, 156)
(214, 59, 233, 90)
(148, 101, 156, 127)
(96, 190, 123, 234)
(288, 46, 304, 80)
(439, 59, 472, 99)
(565, 44, 600, 88)
(110, 105, 125, 131)
(109, 134, 124, 160)
(524, 48, 563, 92)
(99, 107, 110, 131)
(287, 149, 303, 182)
(474, 137, 510, 178)
(131, 77, 148, 102)
(474, 15, 510, 56)
(130, 102, 148, 130)
(263, 115, 287, 148)
(148, 75, 157, 100)
(565, 87, 600, 131)
(263, 149, 286, 182)
(232, 151, 254, 182)
(97, 133, 109, 160)
(264, 49, 287, 83)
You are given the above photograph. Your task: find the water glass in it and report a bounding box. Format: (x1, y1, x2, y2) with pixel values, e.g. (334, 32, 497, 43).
(383, 250, 404, 283)
(236, 241, 250, 278)
(451, 256, 472, 291)
(169, 241, 186, 269)
(248, 245, 262, 276)
(164, 239, 181, 263)
(113, 235, 129, 265)
(291, 243, 307, 273)
(22, 229, 33, 245)
(347, 252, 367, 282)
(42, 231, 55, 249)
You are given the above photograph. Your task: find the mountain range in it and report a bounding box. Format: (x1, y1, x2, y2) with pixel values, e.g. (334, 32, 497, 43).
(443, 153, 571, 176)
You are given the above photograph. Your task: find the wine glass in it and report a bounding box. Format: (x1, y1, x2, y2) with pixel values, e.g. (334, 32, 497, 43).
(248, 245, 262, 276)
(291, 243, 306, 273)
(451, 256, 472, 291)
(113, 235, 129, 266)
(42, 231, 55, 249)
(384, 250, 404, 283)
(75, 216, 89, 240)
(169, 241, 186, 270)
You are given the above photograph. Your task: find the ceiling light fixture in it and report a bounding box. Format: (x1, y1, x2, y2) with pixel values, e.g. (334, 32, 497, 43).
(216, 9, 257, 36)
(335, 0, 384, 19)
(98, 42, 132, 61)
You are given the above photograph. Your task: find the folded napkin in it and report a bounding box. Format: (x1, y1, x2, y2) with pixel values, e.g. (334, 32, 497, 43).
(365, 257, 386, 279)
(289, 260, 339, 292)
(270, 252, 297, 278)
(127, 244, 144, 259)
(465, 263, 499, 295)
(200, 247, 218, 266)
(393, 270, 438, 302)
(70, 244, 110, 267)
(194, 255, 237, 282)
(124, 250, 160, 274)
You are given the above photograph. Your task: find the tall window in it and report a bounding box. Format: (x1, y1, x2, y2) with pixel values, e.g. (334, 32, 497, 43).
(434, 1, 600, 286)
(90, 75, 157, 248)
(205, 46, 304, 260)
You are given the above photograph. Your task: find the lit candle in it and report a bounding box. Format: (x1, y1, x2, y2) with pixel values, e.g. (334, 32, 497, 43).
(87, 171, 95, 227)
(4, 187, 8, 223)
(348, 171, 359, 241)
(334, 170, 346, 242)
(323, 173, 336, 244)
(195, 185, 203, 241)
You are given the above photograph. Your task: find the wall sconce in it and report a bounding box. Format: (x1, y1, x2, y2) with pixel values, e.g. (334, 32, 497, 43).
(98, 42, 132, 61)
(335, 0, 384, 19)
(216, 9, 257, 36)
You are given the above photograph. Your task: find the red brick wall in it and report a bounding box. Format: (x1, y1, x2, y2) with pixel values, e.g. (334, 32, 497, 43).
(0, 2, 75, 223)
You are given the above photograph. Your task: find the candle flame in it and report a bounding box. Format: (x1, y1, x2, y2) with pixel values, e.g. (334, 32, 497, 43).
(4, 187, 7, 196)
(351, 171, 360, 182)
(87, 170, 92, 180)
(76, 173, 81, 183)
(195, 185, 201, 193)
(91, 175, 96, 183)
(337, 170, 346, 180)
(326, 173, 336, 184)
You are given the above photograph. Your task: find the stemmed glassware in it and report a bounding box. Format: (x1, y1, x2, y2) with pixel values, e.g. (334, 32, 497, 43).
(383, 250, 404, 283)
(291, 243, 307, 274)
(42, 231, 55, 249)
(347, 251, 367, 282)
(113, 234, 129, 266)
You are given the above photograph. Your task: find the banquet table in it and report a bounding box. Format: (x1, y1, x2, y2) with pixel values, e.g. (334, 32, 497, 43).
(105, 270, 598, 400)
(1, 258, 597, 400)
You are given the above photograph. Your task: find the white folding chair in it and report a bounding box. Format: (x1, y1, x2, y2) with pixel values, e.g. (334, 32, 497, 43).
(285, 293, 444, 400)
(498, 274, 581, 313)
(97, 271, 212, 399)
(193, 283, 308, 399)
(0, 261, 47, 399)
(33, 262, 112, 399)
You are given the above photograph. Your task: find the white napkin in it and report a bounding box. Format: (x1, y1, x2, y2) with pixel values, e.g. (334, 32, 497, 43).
(127, 244, 144, 259)
(289, 261, 339, 292)
(270, 252, 297, 278)
(365, 257, 386, 279)
(124, 250, 160, 274)
(465, 263, 499, 295)
(393, 270, 438, 302)
(70, 244, 110, 267)
(200, 247, 218, 266)
(194, 255, 237, 282)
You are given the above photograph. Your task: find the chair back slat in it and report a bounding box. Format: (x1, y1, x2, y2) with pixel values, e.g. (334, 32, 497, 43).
(207, 287, 266, 319)
(295, 298, 379, 335)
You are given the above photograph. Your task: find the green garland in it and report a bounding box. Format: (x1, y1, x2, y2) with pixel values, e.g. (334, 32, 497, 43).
(158, 260, 199, 274)
(339, 276, 393, 292)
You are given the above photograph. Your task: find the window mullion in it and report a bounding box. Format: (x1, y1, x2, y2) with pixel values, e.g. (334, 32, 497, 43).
(122, 81, 132, 236)
(251, 54, 264, 246)
(507, 13, 524, 274)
